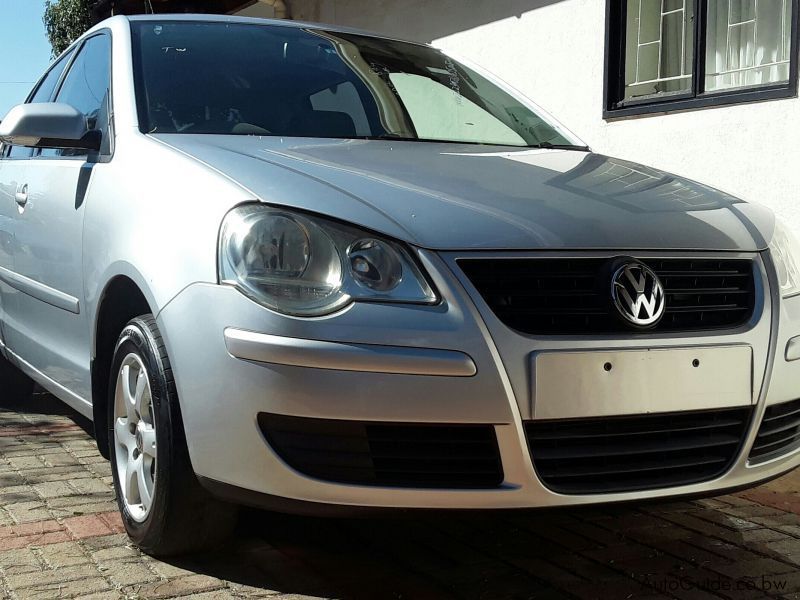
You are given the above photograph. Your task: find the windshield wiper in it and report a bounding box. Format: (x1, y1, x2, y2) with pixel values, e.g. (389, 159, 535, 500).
(359, 135, 493, 145)
(362, 135, 591, 151)
(529, 141, 591, 151)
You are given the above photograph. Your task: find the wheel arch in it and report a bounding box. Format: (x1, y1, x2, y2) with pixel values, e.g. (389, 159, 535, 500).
(90, 272, 155, 458)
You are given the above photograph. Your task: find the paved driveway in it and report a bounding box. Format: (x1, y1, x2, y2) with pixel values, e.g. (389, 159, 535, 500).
(2, 392, 800, 600)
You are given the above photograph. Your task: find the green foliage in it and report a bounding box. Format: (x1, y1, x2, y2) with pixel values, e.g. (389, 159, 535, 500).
(43, 0, 93, 58)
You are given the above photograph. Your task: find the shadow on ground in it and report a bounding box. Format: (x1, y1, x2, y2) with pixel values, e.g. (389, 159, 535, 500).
(1, 386, 93, 436)
(170, 501, 798, 600)
(3, 392, 799, 600)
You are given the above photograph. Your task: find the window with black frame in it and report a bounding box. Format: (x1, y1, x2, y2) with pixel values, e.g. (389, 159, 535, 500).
(605, 0, 799, 116)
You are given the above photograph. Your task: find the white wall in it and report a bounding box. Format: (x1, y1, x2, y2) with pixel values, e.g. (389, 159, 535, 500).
(287, 0, 800, 231)
(237, 1, 277, 18)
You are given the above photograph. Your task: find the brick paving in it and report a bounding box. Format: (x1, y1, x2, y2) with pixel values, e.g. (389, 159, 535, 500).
(2, 393, 800, 600)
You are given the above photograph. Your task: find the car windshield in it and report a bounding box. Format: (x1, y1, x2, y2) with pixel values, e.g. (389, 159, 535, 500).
(130, 21, 574, 147)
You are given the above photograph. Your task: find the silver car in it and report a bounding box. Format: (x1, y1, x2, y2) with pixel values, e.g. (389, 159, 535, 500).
(2, 14, 800, 556)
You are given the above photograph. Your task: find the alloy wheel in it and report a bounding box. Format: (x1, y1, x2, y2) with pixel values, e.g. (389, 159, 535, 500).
(113, 353, 157, 522)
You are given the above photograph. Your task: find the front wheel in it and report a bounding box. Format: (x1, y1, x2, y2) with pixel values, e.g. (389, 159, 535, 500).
(108, 315, 236, 556)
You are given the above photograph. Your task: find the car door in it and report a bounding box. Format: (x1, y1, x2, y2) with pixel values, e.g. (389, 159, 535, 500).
(4, 32, 111, 402)
(0, 47, 75, 360)
(0, 146, 29, 355)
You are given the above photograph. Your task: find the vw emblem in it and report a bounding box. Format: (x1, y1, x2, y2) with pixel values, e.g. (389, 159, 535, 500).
(611, 261, 665, 327)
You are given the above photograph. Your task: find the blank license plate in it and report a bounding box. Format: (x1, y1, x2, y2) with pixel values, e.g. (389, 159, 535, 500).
(532, 346, 752, 419)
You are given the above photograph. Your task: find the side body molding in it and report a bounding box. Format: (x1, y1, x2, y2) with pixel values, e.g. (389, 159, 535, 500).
(0, 265, 80, 314)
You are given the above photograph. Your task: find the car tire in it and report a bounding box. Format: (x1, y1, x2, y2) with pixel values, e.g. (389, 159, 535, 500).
(0, 352, 34, 402)
(108, 315, 237, 556)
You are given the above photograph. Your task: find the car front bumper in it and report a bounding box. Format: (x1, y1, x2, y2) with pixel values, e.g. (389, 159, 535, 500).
(156, 250, 800, 510)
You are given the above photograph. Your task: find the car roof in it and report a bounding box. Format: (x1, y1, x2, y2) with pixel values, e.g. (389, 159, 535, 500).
(120, 13, 431, 48)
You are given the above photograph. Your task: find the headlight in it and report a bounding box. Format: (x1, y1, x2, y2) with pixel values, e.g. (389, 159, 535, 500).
(770, 219, 800, 299)
(219, 205, 438, 316)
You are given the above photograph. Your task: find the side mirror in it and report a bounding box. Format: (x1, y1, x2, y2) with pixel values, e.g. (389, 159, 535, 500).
(0, 103, 100, 151)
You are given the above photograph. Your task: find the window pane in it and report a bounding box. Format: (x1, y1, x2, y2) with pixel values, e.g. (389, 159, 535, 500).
(56, 35, 110, 124)
(729, 0, 756, 23)
(3, 49, 75, 159)
(131, 22, 571, 147)
(41, 34, 110, 157)
(661, 11, 687, 77)
(638, 41, 661, 81)
(639, 0, 663, 42)
(388, 73, 527, 146)
(624, 0, 694, 102)
(30, 49, 75, 104)
(705, 0, 792, 91)
(8, 145, 33, 159)
(309, 82, 371, 136)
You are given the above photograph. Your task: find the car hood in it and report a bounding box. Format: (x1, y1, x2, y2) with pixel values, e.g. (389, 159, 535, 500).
(154, 135, 774, 251)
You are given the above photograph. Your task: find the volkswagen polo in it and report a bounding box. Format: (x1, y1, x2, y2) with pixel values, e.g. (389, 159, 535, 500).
(2, 15, 800, 556)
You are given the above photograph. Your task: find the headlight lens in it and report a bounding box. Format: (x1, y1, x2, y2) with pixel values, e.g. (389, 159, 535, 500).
(219, 205, 438, 316)
(347, 239, 403, 292)
(770, 219, 800, 299)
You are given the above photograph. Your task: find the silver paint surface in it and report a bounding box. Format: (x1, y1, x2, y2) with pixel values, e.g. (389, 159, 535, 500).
(0, 14, 797, 509)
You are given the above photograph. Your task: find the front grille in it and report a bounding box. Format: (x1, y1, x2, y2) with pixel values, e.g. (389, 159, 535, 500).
(259, 413, 504, 488)
(750, 399, 800, 463)
(526, 407, 751, 494)
(458, 257, 756, 335)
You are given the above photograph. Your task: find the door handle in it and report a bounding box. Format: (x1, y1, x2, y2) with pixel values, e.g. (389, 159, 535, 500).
(14, 184, 28, 207)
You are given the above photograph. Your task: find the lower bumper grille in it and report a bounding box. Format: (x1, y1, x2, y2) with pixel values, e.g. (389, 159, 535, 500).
(259, 414, 504, 489)
(750, 399, 800, 463)
(526, 407, 751, 494)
